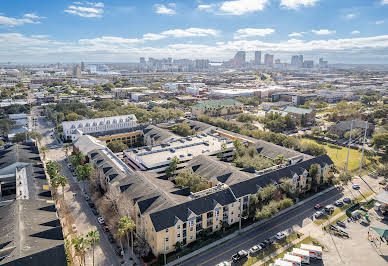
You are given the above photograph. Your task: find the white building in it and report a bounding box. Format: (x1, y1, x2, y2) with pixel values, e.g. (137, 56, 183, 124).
(62, 115, 138, 141)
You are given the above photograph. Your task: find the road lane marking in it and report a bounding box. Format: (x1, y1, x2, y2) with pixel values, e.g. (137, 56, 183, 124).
(197, 192, 340, 266)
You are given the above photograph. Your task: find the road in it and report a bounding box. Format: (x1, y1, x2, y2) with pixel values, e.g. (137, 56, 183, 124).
(181, 174, 379, 266)
(31, 106, 123, 266)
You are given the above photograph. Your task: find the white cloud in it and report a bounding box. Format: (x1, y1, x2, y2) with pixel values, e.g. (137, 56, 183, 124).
(198, 4, 213, 10)
(0, 14, 43, 27)
(154, 4, 176, 15)
(234, 28, 275, 39)
(280, 0, 320, 10)
(65, 2, 104, 18)
(160, 28, 218, 38)
(142, 33, 166, 41)
(219, 0, 269, 15)
(2, 33, 388, 63)
(31, 34, 50, 38)
(382, 0, 388, 5)
(288, 32, 304, 37)
(345, 13, 356, 19)
(351, 30, 360, 35)
(312, 29, 336, 35)
(376, 20, 385, 25)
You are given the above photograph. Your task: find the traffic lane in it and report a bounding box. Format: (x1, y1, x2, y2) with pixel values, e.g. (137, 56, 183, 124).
(181, 188, 344, 266)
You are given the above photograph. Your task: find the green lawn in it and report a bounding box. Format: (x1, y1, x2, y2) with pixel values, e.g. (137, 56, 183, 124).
(301, 139, 370, 172)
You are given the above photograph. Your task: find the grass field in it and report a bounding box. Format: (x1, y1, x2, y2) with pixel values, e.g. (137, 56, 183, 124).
(301, 138, 371, 172)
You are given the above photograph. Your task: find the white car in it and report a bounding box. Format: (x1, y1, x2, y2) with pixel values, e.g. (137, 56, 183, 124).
(216, 262, 230, 266)
(97, 217, 105, 224)
(249, 245, 262, 255)
(315, 211, 324, 219)
(275, 231, 287, 240)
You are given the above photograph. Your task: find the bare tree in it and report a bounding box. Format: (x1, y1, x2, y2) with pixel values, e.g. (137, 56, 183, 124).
(104, 187, 121, 214)
(117, 193, 135, 219)
(134, 234, 151, 258)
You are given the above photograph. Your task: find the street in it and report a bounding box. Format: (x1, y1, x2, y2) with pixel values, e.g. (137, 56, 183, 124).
(180, 174, 379, 266)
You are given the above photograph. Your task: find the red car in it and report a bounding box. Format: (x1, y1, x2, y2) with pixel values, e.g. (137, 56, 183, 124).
(314, 203, 323, 210)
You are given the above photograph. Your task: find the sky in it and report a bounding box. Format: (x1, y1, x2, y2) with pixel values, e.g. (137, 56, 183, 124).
(0, 0, 388, 64)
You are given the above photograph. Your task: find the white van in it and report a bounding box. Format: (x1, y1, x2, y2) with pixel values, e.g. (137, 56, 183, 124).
(283, 254, 302, 266)
(300, 244, 322, 260)
(271, 259, 293, 266)
(290, 248, 310, 264)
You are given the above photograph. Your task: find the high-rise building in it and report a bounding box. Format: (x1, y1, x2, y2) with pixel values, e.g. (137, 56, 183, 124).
(264, 54, 274, 66)
(319, 58, 328, 68)
(254, 51, 262, 65)
(291, 55, 304, 67)
(298, 55, 304, 67)
(195, 59, 210, 70)
(232, 51, 246, 67)
(81, 61, 85, 71)
(73, 65, 81, 78)
(140, 57, 146, 66)
(303, 60, 314, 68)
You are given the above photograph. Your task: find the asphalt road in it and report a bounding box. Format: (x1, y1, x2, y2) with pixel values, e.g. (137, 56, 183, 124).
(181, 188, 345, 266)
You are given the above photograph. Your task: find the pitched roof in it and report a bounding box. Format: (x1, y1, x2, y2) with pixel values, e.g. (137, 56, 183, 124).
(143, 125, 178, 143)
(230, 154, 333, 199)
(149, 188, 237, 232)
(253, 140, 311, 160)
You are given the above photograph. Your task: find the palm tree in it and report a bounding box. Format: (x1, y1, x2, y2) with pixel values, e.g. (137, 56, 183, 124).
(46, 161, 62, 179)
(40, 146, 49, 161)
(76, 163, 93, 192)
(116, 228, 125, 252)
(71, 235, 88, 266)
(62, 143, 71, 157)
(54, 175, 68, 197)
(87, 230, 100, 266)
(70, 151, 85, 168)
(274, 154, 285, 165)
(119, 216, 136, 252)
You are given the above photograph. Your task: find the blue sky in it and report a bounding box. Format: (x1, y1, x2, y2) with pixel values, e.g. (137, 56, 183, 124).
(0, 0, 387, 63)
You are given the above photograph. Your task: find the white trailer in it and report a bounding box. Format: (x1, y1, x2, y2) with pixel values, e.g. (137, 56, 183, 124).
(300, 244, 322, 260)
(283, 254, 302, 266)
(290, 248, 310, 264)
(271, 259, 293, 266)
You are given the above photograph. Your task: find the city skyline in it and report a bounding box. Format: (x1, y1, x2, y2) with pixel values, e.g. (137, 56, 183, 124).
(1, 0, 388, 63)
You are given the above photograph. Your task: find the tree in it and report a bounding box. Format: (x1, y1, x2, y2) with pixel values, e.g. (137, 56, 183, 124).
(373, 133, 388, 154)
(134, 236, 151, 258)
(175, 170, 209, 193)
(171, 123, 194, 137)
(0, 118, 15, 137)
(258, 184, 277, 203)
(76, 163, 93, 191)
(119, 216, 136, 253)
(233, 139, 244, 151)
(62, 143, 71, 157)
(173, 241, 183, 252)
(71, 235, 88, 266)
(309, 163, 320, 192)
(66, 112, 83, 121)
(274, 154, 285, 165)
(107, 141, 128, 153)
(52, 175, 68, 197)
(13, 132, 28, 143)
(70, 151, 85, 168)
(280, 178, 296, 199)
(165, 156, 179, 178)
(0, 140, 4, 147)
(40, 146, 49, 161)
(46, 161, 62, 179)
(28, 131, 43, 145)
(87, 230, 100, 266)
(376, 163, 388, 179)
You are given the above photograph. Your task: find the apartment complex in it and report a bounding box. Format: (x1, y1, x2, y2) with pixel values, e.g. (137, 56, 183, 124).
(191, 99, 244, 117)
(62, 114, 138, 141)
(81, 121, 333, 257)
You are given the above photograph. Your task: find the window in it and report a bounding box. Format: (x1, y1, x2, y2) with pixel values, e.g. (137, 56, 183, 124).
(216, 225, 218, 229)
(190, 236, 193, 240)
(166, 246, 169, 251)
(165, 229, 169, 233)
(190, 227, 193, 232)
(165, 237, 169, 242)
(177, 233, 180, 238)
(177, 225, 180, 229)
(215, 210, 220, 217)
(231, 219, 234, 223)
(189, 220, 194, 227)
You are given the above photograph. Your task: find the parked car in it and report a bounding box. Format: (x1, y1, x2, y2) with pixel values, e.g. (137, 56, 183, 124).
(84, 195, 90, 201)
(334, 200, 344, 207)
(102, 225, 110, 232)
(352, 184, 360, 190)
(275, 231, 286, 240)
(259, 242, 267, 249)
(264, 238, 274, 246)
(108, 233, 115, 243)
(249, 245, 262, 255)
(315, 211, 324, 219)
(216, 262, 230, 266)
(343, 197, 351, 204)
(336, 220, 346, 228)
(324, 205, 335, 214)
(314, 203, 323, 210)
(97, 217, 105, 224)
(231, 250, 248, 262)
(91, 208, 99, 215)
(88, 202, 95, 208)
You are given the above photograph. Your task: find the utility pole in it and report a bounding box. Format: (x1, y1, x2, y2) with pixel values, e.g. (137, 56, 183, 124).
(358, 121, 368, 177)
(345, 120, 353, 172)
